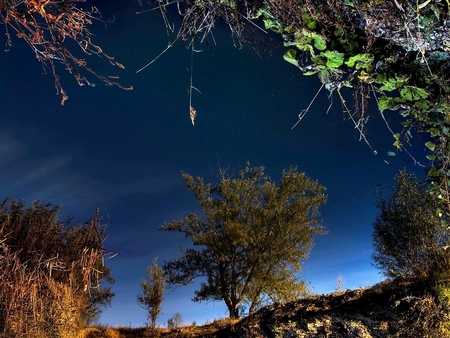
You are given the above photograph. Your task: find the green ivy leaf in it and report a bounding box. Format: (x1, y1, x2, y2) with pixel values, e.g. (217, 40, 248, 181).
(425, 141, 436, 151)
(303, 70, 318, 76)
(429, 168, 440, 177)
(261, 15, 283, 33)
(376, 75, 409, 91)
(378, 96, 396, 111)
(283, 49, 299, 67)
(413, 100, 431, 110)
(311, 32, 327, 51)
(427, 154, 437, 160)
(285, 29, 327, 55)
(429, 128, 439, 137)
(400, 86, 429, 101)
(321, 50, 344, 68)
(344, 53, 374, 70)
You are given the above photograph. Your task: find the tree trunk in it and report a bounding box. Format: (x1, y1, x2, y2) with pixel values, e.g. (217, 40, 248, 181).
(227, 303, 240, 319)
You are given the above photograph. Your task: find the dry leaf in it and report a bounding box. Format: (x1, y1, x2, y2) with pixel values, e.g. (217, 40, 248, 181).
(190, 106, 197, 125)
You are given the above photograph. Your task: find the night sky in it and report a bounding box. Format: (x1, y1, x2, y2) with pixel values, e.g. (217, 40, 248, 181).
(0, 0, 428, 328)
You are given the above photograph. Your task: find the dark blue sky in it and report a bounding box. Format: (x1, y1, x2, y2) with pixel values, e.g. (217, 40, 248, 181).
(0, 0, 428, 327)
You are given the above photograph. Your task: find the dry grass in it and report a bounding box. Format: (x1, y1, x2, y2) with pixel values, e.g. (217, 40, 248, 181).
(0, 200, 111, 338)
(78, 327, 121, 338)
(87, 280, 450, 338)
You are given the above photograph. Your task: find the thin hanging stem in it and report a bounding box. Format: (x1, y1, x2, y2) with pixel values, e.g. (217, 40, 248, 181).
(189, 38, 197, 125)
(336, 86, 377, 155)
(291, 84, 324, 129)
(136, 38, 178, 74)
(189, 40, 194, 110)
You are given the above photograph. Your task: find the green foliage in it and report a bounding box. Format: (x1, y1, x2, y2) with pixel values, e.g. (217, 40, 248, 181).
(434, 284, 450, 336)
(161, 164, 327, 318)
(148, 0, 450, 220)
(399, 86, 429, 101)
(137, 259, 165, 329)
(375, 75, 410, 92)
(344, 53, 374, 70)
(372, 169, 450, 280)
(283, 49, 299, 68)
(321, 50, 345, 68)
(255, 6, 283, 33)
(260, 1, 450, 218)
(284, 29, 327, 55)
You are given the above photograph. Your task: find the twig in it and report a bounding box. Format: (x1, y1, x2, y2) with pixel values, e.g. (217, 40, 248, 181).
(136, 39, 178, 73)
(292, 83, 324, 129)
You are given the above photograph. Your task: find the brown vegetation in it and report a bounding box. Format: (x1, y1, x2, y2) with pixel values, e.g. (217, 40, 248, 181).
(88, 278, 450, 338)
(0, 0, 132, 104)
(0, 199, 112, 338)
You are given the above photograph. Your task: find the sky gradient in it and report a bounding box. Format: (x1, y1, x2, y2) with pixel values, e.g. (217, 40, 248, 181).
(0, 0, 428, 328)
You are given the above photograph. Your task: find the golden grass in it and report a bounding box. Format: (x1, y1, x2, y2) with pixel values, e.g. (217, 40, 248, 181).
(78, 327, 121, 338)
(80, 317, 242, 338)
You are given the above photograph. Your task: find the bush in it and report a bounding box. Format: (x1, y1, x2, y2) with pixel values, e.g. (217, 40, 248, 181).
(0, 199, 113, 337)
(167, 312, 182, 329)
(372, 169, 450, 280)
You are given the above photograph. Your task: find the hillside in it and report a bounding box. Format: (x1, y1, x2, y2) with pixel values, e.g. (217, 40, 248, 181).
(82, 278, 450, 338)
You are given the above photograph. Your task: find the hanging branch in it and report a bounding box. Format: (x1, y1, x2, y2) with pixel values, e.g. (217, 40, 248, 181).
(0, 0, 132, 105)
(189, 38, 197, 125)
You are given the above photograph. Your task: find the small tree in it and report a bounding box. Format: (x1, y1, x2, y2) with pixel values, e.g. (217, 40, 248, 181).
(167, 312, 182, 329)
(137, 259, 165, 329)
(372, 168, 450, 280)
(335, 274, 345, 292)
(161, 164, 327, 318)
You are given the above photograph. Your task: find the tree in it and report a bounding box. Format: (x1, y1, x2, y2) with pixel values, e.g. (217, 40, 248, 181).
(0, 199, 114, 336)
(372, 169, 450, 280)
(0, 0, 131, 104)
(137, 259, 165, 329)
(161, 164, 327, 318)
(167, 312, 182, 329)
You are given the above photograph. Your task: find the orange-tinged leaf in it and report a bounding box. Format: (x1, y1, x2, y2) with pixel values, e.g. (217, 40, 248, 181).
(190, 106, 196, 126)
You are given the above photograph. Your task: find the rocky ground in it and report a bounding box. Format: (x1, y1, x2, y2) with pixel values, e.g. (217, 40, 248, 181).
(83, 278, 449, 338)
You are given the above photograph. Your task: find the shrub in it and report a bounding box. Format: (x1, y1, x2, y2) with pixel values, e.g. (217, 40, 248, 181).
(0, 199, 113, 337)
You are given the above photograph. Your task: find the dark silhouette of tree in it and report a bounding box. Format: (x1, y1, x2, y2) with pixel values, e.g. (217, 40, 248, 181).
(0, 0, 132, 104)
(372, 169, 450, 281)
(161, 164, 326, 318)
(137, 258, 165, 329)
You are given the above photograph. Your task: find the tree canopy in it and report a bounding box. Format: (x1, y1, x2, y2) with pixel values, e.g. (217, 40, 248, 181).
(161, 164, 326, 318)
(372, 169, 450, 281)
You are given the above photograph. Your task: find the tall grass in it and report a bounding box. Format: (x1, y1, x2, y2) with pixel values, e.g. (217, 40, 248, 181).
(0, 199, 109, 337)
